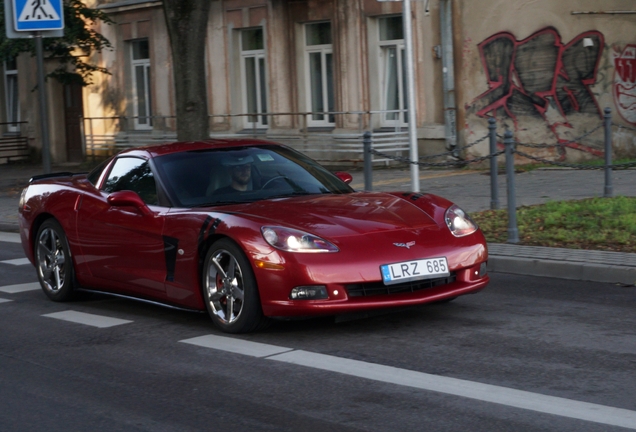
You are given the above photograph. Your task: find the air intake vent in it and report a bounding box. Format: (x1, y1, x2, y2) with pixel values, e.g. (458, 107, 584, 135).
(345, 273, 456, 297)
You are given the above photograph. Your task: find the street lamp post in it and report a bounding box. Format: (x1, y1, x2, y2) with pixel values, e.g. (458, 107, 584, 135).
(402, 0, 419, 192)
(377, 0, 419, 192)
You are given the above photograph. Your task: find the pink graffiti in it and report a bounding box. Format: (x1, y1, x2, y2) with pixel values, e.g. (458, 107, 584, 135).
(472, 27, 605, 156)
(614, 45, 636, 125)
(616, 83, 636, 110)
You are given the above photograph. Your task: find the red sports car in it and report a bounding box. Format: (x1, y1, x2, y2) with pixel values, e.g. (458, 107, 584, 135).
(18, 139, 489, 333)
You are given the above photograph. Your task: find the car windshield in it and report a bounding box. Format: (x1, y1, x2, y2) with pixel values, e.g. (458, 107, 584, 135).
(153, 145, 354, 207)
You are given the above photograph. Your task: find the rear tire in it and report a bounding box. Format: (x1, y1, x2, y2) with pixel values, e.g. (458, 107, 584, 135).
(202, 238, 269, 333)
(35, 219, 76, 302)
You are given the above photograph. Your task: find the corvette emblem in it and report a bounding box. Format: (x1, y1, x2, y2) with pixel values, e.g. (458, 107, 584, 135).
(393, 241, 416, 249)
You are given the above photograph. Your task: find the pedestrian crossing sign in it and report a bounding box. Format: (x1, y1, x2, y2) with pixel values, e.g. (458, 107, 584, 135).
(13, 0, 64, 31)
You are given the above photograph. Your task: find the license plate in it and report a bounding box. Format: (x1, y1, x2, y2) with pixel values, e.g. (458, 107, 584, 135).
(380, 257, 449, 285)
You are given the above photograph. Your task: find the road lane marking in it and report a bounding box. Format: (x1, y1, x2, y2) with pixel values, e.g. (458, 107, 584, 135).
(0, 298, 12, 303)
(180, 335, 293, 357)
(0, 282, 40, 293)
(180, 336, 636, 430)
(42, 311, 133, 328)
(0, 232, 21, 243)
(270, 350, 636, 430)
(0, 258, 30, 266)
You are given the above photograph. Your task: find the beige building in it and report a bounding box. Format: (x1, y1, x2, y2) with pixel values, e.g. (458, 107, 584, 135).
(2, 0, 635, 165)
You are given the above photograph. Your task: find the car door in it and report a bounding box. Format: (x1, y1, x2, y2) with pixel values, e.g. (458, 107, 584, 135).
(75, 156, 167, 294)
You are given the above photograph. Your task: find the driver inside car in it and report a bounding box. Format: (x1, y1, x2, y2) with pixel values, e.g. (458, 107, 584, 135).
(212, 155, 254, 194)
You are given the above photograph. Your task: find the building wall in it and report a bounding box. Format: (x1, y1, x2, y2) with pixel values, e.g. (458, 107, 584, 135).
(18, 53, 66, 162)
(34, 0, 632, 163)
(85, 0, 451, 156)
(91, 2, 169, 131)
(458, 0, 636, 161)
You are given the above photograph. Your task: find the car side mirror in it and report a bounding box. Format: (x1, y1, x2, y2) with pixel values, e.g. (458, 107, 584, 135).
(335, 171, 353, 184)
(107, 190, 152, 216)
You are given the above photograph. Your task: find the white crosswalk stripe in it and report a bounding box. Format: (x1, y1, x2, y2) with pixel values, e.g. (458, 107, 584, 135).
(0, 258, 30, 266)
(0, 298, 12, 304)
(42, 310, 133, 328)
(0, 282, 40, 293)
(0, 232, 21, 243)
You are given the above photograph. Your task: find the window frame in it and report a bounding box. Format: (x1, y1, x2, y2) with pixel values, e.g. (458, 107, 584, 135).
(240, 27, 268, 129)
(130, 39, 153, 131)
(4, 60, 20, 133)
(304, 22, 335, 127)
(378, 16, 408, 128)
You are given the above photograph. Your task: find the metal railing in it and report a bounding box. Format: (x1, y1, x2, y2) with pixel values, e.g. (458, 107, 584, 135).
(80, 116, 178, 159)
(363, 108, 636, 244)
(81, 111, 410, 164)
(0, 121, 30, 163)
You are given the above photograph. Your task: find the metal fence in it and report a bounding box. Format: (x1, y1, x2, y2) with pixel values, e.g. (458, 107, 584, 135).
(0, 121, 29, 163)
(363, 108, 636, 244)
(81, 111, 410, 165)
(81, 116, 178, 159)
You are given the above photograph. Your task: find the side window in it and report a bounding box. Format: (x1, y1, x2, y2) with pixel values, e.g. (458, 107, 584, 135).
(102, 157, 158, 205)
(87, 158, 110, 186)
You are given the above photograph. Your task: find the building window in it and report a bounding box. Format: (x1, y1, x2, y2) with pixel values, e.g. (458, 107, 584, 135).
(131, 39, 152, 130)
(305, 22, 334, 126)
(241, 28, 268, 128)
(379, 16, 407, 126)
(4, 58, 19, 132)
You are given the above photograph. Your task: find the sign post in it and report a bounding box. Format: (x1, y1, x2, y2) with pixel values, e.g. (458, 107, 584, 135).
(5, 0, 65, 173)
(34, 33, 51, 173)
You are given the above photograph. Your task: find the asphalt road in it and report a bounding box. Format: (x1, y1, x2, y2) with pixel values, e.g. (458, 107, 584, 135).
(1, 236, 635, 432)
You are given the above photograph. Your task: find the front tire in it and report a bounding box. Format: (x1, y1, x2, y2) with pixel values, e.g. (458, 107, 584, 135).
(202, 238, 269, 333)
(35, 219, 76, 302)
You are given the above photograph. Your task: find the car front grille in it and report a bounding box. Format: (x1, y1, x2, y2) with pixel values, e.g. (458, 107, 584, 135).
(344, 273, 457, 297)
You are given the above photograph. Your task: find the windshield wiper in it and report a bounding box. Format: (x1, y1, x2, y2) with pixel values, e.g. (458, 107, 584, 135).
(265, 191, 316, 200)
(193, 198, 262, 207)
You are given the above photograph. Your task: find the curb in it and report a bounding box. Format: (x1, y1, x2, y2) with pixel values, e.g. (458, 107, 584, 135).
(0, 223, 18, 233)
(488, 256, 636, 286)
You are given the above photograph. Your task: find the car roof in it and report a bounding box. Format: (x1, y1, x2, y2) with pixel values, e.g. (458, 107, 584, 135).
(116, 138, 281, 158)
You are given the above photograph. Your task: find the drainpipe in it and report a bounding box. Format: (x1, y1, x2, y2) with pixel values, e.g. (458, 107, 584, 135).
(439, 0, 457, 157)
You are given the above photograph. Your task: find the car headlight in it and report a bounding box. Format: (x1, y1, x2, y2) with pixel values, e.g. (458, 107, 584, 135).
(445, 205, 478, 237)
(261, 226, 338, 253)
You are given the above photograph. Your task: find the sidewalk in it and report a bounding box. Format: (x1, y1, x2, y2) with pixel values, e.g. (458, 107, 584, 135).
(2, 161, 635, 285)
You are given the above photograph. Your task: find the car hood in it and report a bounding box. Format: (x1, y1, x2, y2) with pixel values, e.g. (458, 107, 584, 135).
(229, 192, 441, 238)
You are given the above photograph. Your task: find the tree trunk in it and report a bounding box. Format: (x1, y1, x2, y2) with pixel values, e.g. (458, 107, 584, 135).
(163, 0, 212, 141)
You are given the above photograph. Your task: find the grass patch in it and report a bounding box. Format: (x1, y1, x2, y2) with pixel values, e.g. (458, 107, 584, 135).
(571, 157, 636, 169)
(468, 158, 636, 174)
(471, 196, 636, 253)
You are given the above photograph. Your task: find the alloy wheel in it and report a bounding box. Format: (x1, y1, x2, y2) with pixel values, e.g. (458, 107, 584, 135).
(205, 249, 245, 324)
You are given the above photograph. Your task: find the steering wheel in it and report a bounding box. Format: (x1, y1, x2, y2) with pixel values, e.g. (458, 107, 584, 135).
(261, 175, 289, 189)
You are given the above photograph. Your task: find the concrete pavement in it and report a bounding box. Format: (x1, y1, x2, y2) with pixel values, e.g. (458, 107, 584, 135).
(1, 161, 635, 285)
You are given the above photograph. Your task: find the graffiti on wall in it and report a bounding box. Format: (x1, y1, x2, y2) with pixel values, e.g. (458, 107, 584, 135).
(470, 27, 604, 156)
(614, 45, 636, 125)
